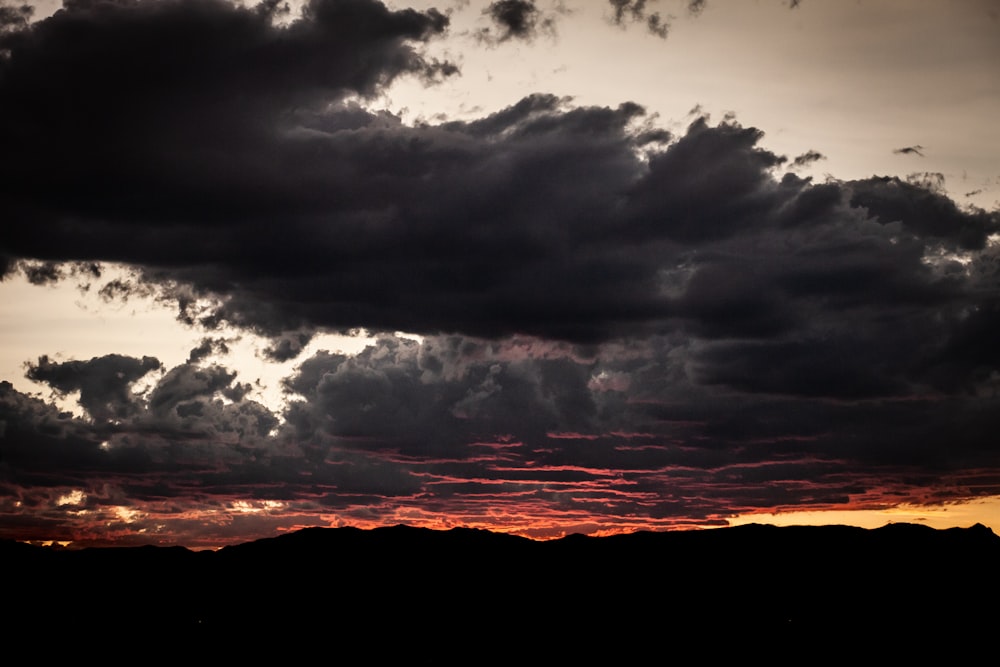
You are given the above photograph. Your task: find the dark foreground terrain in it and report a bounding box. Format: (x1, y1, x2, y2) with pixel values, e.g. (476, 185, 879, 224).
(5, 523, 998, 661)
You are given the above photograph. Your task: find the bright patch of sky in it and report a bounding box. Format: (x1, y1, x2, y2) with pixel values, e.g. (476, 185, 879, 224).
(0, 264, 373, 418)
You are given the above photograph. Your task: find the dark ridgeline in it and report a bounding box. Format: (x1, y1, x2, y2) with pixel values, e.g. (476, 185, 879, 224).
(4, 523, 998, 661)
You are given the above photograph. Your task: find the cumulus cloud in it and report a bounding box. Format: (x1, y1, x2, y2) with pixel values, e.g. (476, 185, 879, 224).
(7, 325, 1000, 546)
(848, 175, 993, 249)
(20, 3, 988, 350)
(25, 354, 162, 422)
(0, 2, 31, 33)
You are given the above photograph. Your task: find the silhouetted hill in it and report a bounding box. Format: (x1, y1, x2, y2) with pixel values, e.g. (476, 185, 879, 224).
(4, 523, 998, 661)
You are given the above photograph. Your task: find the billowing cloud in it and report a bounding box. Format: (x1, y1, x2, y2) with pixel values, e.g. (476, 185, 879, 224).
(6, 327, 1000, 546)
(25, 354, 162, 421)
(849, 175, 992, 249)
(1, 0, 999, 547)
(7, 2, 994, 350)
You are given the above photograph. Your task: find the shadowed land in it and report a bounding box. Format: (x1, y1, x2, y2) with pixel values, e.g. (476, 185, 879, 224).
(5, 523, 998, 660)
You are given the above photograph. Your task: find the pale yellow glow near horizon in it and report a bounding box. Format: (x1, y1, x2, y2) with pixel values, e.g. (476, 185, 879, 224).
(727, 496, 1000, 534)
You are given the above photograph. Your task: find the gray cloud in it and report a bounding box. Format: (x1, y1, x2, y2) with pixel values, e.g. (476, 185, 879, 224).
(7, 326, 1000, 546)
(25, 354, 162, 422)
(791, 149, 825, 168)
(607, 0, 668, 39)
(894, 145, 925, 157)
(1, 0, 1000, 545)
(478, 0, 555, 43)
(188, 337, 232, 364)
(19, 260, 62, 285)
(848, 175, 993, 250)
(9, 2, 992, 353)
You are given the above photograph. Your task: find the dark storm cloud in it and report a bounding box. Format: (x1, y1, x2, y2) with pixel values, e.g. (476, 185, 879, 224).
(848, 175, 993, 250)
(690, 338, 911, 399)
(147, 364, 240, 415)
(272, 329, 1000, 497)
(25, 354, 162, 421)
(1, 347, 425, 544)
(8, 1, 989, 350)
(2, 8, 998, 348)
(6, 324, 1000, 544)
(0, 0, 453, 243)
(2, 358, 279, 480)
(3, 0, 1000, 544)
(279, 335, 596, 458)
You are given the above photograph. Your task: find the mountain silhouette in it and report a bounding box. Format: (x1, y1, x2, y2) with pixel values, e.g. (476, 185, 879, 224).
(4, 523, 998, 661)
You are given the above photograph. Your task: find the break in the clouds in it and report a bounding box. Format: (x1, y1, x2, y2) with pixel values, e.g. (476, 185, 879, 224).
(1, 0, 999, 546)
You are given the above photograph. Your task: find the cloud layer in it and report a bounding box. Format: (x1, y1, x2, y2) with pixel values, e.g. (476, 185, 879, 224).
(1, 0, 999, 546)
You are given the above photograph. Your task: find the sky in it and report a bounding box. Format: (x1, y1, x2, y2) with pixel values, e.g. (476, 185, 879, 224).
(1, 0, 999, 548)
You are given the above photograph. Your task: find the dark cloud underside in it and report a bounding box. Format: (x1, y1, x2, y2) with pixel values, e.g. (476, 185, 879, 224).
(3, 0, 994, 346)
(5, 329, 1000, 545)
(1, 0, 999, 545)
